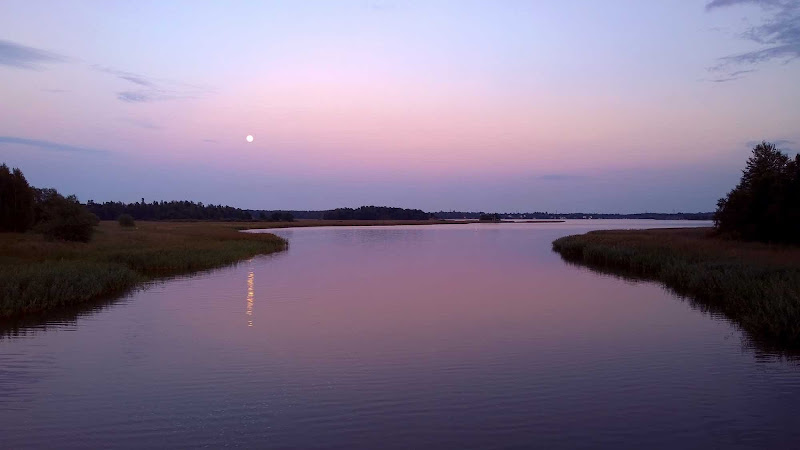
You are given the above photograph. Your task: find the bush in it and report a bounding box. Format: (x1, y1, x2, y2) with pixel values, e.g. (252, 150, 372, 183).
(34, 189, 96, 242)
(118, 214, 135, 227)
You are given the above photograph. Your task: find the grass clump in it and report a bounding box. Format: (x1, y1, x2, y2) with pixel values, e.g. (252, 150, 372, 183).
(0, 221, 287, 317)
(552, 227, 800, 349)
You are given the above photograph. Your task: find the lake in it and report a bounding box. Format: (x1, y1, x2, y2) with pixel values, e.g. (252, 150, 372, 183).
(2, 220, 799, 449)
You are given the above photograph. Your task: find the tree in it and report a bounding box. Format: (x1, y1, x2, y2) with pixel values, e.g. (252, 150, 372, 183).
(714, 142, 800, 243)
(34, 188, 96, 242)
(0, 163, 35, 232)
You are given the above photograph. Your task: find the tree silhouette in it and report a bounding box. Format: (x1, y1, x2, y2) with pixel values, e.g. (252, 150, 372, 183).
(0, 163, 35, 232)
(715, 142, 800, 243)
(34, 188, 96, 242)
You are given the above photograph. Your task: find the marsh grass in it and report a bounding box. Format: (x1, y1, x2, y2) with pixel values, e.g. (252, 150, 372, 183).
(552, 228, 800, 349)
(0, 221, 287, 317)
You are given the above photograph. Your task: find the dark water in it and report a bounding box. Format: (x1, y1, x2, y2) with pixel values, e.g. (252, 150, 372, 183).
(2, 220, 799, 449)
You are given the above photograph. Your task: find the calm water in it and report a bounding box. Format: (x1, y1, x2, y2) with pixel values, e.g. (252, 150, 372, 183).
(2, 220, 799, 449)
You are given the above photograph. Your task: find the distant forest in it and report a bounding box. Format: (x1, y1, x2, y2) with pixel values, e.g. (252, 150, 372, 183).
(322, 206, 432, 220)
(88, 200, 259, 221)
(85, 199, 712, 222)
(433, 211, 714, 220)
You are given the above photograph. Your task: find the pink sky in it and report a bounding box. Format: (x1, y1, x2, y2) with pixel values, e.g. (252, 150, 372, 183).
(1, 0, 798, 211)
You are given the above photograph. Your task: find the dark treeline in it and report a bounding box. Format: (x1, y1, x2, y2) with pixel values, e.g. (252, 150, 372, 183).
(88, 199, 255, 221)
(715, 141, 800, 244)
(1, 164, 97, 241)
(264, 210, 325, 219)
(84, 198, 714, 223)
(86, 201, 433, 222)
(434, 211, 714, 220)
(322, 206, 433, 221)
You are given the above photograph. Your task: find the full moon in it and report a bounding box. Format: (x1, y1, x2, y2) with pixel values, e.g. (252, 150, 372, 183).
(246, 135, 254, 143)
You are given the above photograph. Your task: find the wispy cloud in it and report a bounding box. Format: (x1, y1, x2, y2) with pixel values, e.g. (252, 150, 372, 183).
(707, 0, 800, 77)
(117, 91, 158, 103)
(705, 69, 756, 82)
(0, 39, 68, 70)
(0, 136, 107, 154)
(202, 139, 218, 143)
(117, 89, 198, 103)
(1, 40, 210, 103)
(94, 66, 157, 87)
(94, 64, 212, 103)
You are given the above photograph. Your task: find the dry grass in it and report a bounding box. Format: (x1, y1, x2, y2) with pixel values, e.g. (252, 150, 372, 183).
(552, 228, 800, 349)
(0, 221, 287, 317)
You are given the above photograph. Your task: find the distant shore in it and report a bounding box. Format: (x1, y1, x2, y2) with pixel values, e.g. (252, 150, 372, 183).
(237, 218, 565, 229)
(237, 219, 467, 229)
(552, 227, 800, 349)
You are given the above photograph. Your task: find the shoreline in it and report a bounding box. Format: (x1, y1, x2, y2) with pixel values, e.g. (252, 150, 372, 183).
(235, 219, 469, 229)
(0, 221, 288, 320)
(235, 218, 566, 230)
(552, 227, 800, 350)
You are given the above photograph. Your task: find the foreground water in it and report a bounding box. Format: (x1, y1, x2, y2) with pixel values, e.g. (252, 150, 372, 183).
(2, 220, 799, 448)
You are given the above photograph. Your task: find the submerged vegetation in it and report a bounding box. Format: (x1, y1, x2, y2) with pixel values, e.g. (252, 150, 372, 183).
(553, 228, 800, 348)
(0, 221, 287, 318)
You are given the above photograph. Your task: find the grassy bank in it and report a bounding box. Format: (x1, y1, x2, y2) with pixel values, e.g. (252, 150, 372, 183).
(0, 221, 287, 317)
(552, 228, 800, 349)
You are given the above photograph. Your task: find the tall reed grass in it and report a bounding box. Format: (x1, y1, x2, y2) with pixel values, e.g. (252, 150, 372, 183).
(552, 228, 800, 349)
(1, 221, 287, 317)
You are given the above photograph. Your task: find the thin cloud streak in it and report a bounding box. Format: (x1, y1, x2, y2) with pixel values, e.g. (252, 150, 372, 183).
(94, 66, 157, 87)
(0, 136, 108, 154)
(0, 39, 68, 69)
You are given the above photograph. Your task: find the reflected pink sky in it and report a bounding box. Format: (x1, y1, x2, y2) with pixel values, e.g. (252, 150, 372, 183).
(4, 222, 799, 448)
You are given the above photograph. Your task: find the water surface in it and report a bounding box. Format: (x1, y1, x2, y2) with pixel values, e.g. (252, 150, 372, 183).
(2, 220, 799, 448)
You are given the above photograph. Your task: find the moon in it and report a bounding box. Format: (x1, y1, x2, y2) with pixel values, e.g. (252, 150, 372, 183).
(246, 135, 254, 143)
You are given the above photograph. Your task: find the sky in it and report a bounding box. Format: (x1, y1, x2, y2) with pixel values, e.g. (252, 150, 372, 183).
(1, 0, 798, 213)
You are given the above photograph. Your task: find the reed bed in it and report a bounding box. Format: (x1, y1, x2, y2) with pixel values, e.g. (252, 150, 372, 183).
(552, 228, 800, 349)
(0, 221, 287, 317)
